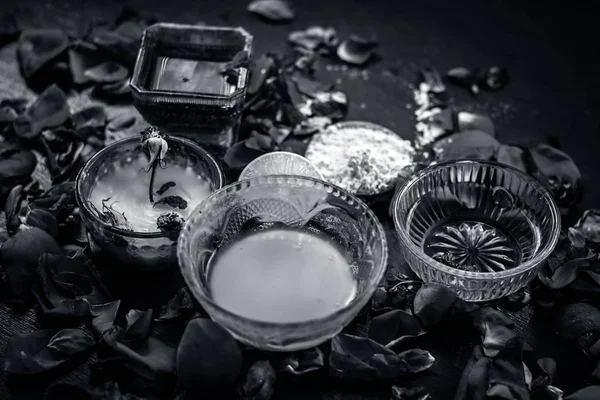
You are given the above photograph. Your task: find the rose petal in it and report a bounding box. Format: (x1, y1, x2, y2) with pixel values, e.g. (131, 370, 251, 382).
(84, 62, 129, 83)
(12, 84, 70, 140)
(17, 29, 69, 79)
(336, 35, 377, 65)
(247, 0, 295, 22)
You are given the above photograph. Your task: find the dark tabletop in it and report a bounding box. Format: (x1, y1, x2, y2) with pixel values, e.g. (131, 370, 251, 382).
(1, 0, 599, 399)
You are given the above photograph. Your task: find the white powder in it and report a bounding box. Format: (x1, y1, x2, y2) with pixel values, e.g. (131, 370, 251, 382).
(305, 125, 414, 195)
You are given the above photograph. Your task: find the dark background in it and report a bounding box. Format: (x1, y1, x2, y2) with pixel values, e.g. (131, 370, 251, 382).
(1, 0, 599, 399)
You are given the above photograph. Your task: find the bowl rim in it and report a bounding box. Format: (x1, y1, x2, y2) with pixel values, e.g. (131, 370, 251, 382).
(130, 22, 253, 99)
(239, 151, 325, 180)
(177, 174, 388, 328)
(75, 135, 225, 239)
(391, 158, 562, 280)
(304, 120, 415, 197)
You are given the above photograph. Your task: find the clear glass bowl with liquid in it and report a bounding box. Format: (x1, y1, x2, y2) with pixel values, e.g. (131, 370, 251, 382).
(177, 175, 387, 351)
(392, 160, 561, 301)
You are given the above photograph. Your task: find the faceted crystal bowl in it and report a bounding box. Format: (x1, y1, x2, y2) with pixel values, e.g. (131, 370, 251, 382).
(392, 160, 561, 301)
(177, 175, 387, 351)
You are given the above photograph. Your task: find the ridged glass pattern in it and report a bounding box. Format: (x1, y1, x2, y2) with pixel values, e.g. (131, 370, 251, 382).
(392, 160, 561, 301)
(177, 176, 387, 351)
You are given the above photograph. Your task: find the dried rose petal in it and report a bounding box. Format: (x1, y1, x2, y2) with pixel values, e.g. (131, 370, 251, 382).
(575, 209, 600, 244)
(336, 35, 377, 65)
(84, 62, 129, 83)
(247, 0, 295, 22)
(17, 29, 69, 79)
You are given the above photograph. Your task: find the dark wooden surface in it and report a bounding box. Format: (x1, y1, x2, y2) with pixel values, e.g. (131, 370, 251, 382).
(1, 0, 599, 399)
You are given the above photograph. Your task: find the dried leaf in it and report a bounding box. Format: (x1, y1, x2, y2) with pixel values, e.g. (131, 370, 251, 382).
(71, 106, 107, 130)
(240, 360, 277, 400)
(412, 284, 477, 330)
(84, 62, 129, 83)
(247, 0, 295, 22)
(538, 250, 597, 289)
(47, 328, 94, 355)
(17, 29, 69, 79)
(529, 144, 581, 208)
(52, 271, 93, 297)
(4, 184, 23, 234)
(575, 210, 600, 244)
(90, 300, 121, 337)
(434, 130, 500, 161)
(155, 287, 196, 322)
(336, 35, 377, 65)
(177, 319, 242, 390)
(12, 84, 70, 140)
(0, 227, 62, 299)
(369, 309, 424, 348)
(44, 299, 91, 319)
(457, 112, 495, 136)
(329, 334, 435, 381)
(124, 309, 153, 344)
(278, 348, 324, 375)
(26, 208, 58, 238)
(107, 113, 136, 132)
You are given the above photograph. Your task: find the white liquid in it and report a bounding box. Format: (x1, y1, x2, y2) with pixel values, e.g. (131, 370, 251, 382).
(208, 229, 357, 323)
(89, 156, 212, 232)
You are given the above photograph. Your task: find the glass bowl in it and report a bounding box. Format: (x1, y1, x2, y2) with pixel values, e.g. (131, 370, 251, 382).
(76, 136, 225, 271)
(177, 175, 387, 351)
(392, 159, 561, 301)
(130, 23, 253, 148)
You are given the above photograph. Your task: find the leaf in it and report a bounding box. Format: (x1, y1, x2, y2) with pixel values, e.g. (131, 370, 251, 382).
(538, 250, 597, 289)
(4, 184, 23, 234)
(0, 227, 62, 299)
(177, 319, 242, 390)
(52, 271, 94, 297)
(247, 0, 295, 22)
(153, 195, 187, 210)
(368, 309, 424, 347)
(118, 336, 176, 379)
(90, 300, 121, 337)
(481, 323, 518, 357)
(107, 113, 136, 132)
(17, 29, 69, 79)
(71, 106, 107, 130)
(240, 360, 277, 400)
(4, 330, 67, 374)
(84, 62, 129, 83)
(336, 36, 377, 65)
(26, 208, 58, 238)
(495, 145, 527, 172)
(412, 284, 477, 330)
(329, 334, 434, 381)
(575, 209, 600, 244)
(486, 338, 530, 400)
(278, 348, 324, 375)
(155, 287, 196, 322)
(124, 309, 153, 344)
(529, 144, 581, 208)
(44, 299, 91, 319)
(156, 181, 176, 196)
(434, 130, 500, 161)
(47, 329, 95, 355)
(12, 84, 70, 139)
(565, 386, 600, 400)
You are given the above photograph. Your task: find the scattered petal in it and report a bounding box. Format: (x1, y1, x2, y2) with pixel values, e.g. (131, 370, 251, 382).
(107, 113, 136, 132)
(17, 29, 69, 79)
(84, 62, 129, 83)
(336, 35, 377, 65)
(247, 0, 295, 22)
(12, 84, 70, 140)
(457, 112, 495, 136)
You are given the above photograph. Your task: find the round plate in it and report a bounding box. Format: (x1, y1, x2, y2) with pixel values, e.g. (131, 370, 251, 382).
(239, 151, 325, 180)
(305, 121, 415, 197)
